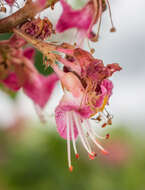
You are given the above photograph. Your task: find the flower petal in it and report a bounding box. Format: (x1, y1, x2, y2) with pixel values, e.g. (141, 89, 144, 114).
(56, 0, 93, 33)
(55, 93, 92, 139)
(2, 73, 21, 91)
(23, 73, 58, 108)
(4, 0, 15, 6)
(55, 101, 78, 140)
(23, 48, 35, 61)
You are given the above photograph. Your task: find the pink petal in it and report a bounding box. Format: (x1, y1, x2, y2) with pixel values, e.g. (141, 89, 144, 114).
(56, 0, 93, 33)
(23, 48, 35, 61)
(95, 85, 107, 107)
(55, 102, 79, 140)
(95, 79, 113, 107)
(101, 79, 113, 98)
(9, 34, 26, 48)
(2, 73, 21, 91)
(23, 73, 58, 108)
(5, 0, 15, 6)
(55, 93, 92, 139)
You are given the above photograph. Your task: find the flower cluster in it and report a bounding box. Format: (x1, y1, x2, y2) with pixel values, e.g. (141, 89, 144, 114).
(47, 43, 121, 171)
(0, 0, 122, 171)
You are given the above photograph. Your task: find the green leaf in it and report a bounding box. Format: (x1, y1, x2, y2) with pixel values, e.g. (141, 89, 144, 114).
(0, 33, 12, 40)
(34, 50, 54, 76)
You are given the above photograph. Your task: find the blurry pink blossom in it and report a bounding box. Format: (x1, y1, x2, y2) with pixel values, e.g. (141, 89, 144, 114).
(0, 36, 58, 109)
(101, 140, 131, 167)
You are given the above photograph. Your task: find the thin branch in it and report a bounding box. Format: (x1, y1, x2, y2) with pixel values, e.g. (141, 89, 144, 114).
(0, 0, 58, 33)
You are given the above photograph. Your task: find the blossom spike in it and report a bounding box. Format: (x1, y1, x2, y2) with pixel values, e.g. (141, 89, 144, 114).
(53, 47, 122, 168)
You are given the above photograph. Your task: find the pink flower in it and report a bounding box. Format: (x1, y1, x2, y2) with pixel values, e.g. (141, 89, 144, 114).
(56, 0, 116, 45)
(54, 71, 112, 171)
(49, 47, 121, 171)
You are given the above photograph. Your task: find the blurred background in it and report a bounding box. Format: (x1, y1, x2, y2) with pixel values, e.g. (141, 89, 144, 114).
(0, 0, 145, 189)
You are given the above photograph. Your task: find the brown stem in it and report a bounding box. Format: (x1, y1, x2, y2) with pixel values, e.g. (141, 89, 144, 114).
(0, 0, 58, 33)
(13, 28, 56, 54)
(13, 28, 60, 68)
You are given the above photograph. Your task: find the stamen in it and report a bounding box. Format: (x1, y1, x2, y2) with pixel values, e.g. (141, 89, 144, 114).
(70, 112, 79, 159)
(0, 0, 6, 12)
(101, 149, 109, 155)
(69, 165, 73, 172)
(89, 152, 97, 160)
(105, 0, 116, 32)
(96, 0, 103, 41)
(106, 133, 110, 139)
(96, 114, 102, 121)
(107, 118, 112, 125)
(85, 120, 108, 154)
(72, 112, 92, 155)
(14, 0, 20, 8)
(102, 123, 107, 128)
(85, 120, 106, 140)
(0, 6, 6, 12)
(75, 154, 80, 159)
(100, 112, 108, 123)
(66, 112, 73, 171)
(87, 39, 95, 54)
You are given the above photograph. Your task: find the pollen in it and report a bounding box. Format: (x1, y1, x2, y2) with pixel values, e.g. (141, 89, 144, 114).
(69, 165, 73, 172)
(102, 123, 107, 128)
(110, 27, 116, 32)
(106, 133, 110, 139)
(75, 154, 80, 159)
(101, 149, 109, 155)
(89, 152, 97, 160)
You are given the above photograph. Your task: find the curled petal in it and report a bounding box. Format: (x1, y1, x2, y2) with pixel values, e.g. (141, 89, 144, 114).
(23, 48, 35, 61)
(55, 93, 92, 139)
(23, 73, 59, 108)
(55, 104, 78, 139)
(56, 0, 93, 34)
(95, 79, 113, 108)
(2, 73, 20, 91)
(101, 79, 113, 98)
